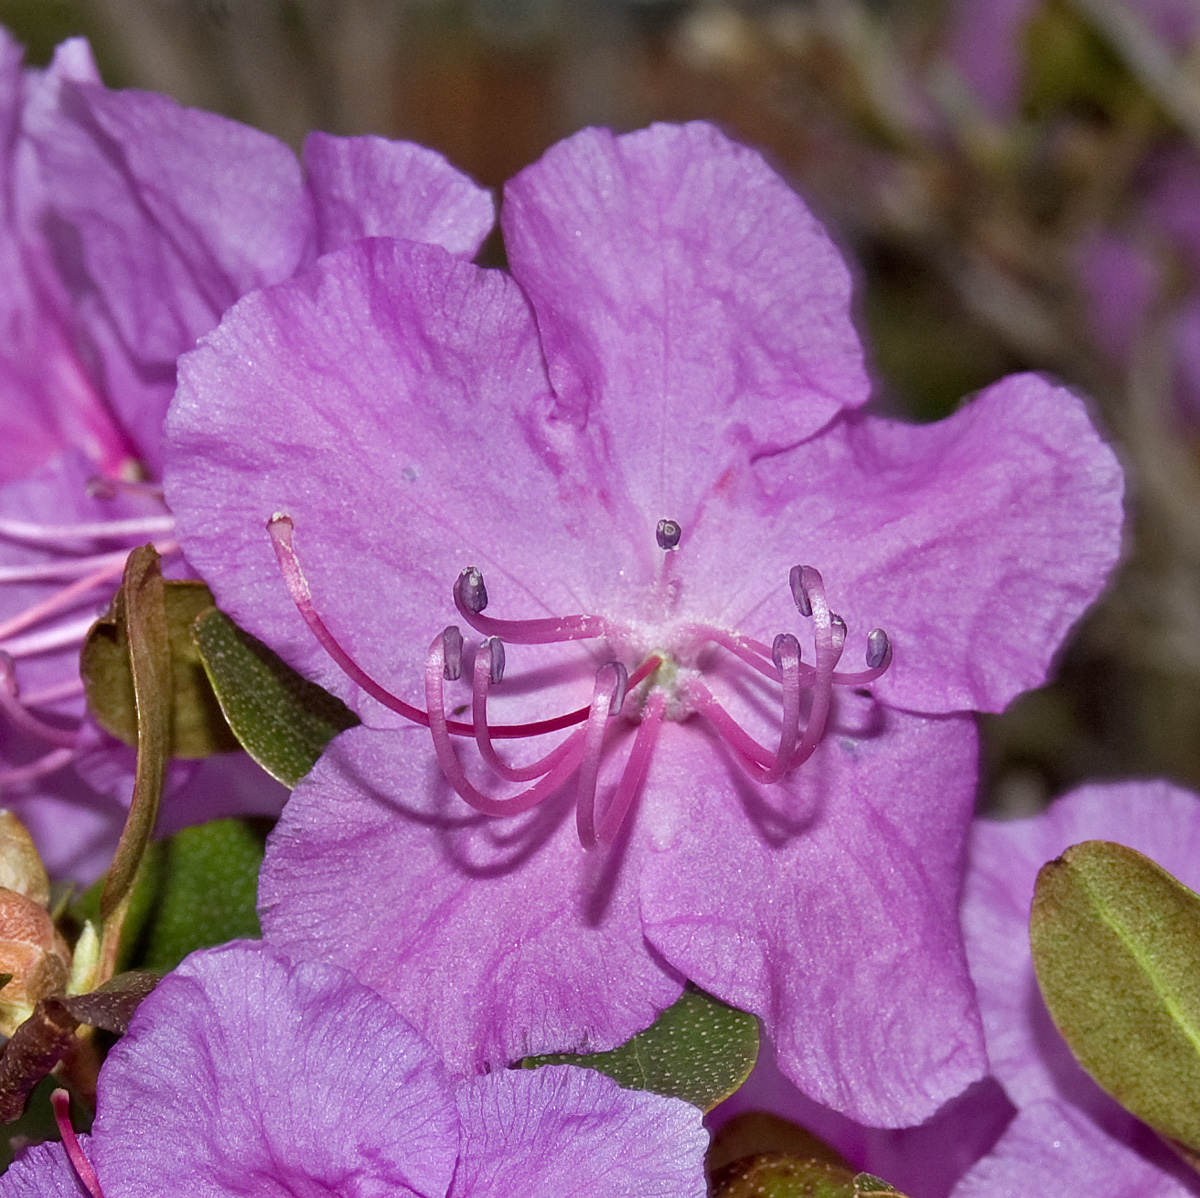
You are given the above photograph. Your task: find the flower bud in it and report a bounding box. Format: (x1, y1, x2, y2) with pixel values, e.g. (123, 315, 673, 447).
(0, 810, 49, 906)
(0, 888, 70, 1036)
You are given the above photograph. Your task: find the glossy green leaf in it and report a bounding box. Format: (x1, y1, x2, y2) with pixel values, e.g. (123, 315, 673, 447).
(523, 984, 758, 1111)
(1031, 839, 1200, 1152)
(81, 579, 239, 758)
(192, 609, 358, 787)
(710, 1154, 910, 1198)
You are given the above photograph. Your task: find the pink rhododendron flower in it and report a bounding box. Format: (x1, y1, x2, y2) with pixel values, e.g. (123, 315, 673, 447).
(0, 29, 494, 878)
(164, 121, 1123, 1126)
(0, 941, 709, 1198)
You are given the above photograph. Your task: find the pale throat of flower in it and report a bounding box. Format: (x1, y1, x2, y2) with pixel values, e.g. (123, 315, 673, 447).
(0, 477, 176, 792)
(267, 513, 891, 850)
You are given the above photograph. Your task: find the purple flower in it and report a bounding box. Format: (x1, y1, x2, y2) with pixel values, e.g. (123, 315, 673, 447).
(0, 29, 494, 878)
(163, 121, 1122, 1125)
(1077, 150, 1200, 432)
(950, 780, 1200, 1195)
(0, 940, 709, 1198)
(946, 0, 1200, 122)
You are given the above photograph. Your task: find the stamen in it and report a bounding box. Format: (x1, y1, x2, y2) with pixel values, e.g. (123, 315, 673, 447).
(691, 633, 803, 783)
(0, 746, 76, 789)
(830, 614, 847, 647)
(0, 548, 132, 584)
(86, 476, 165, 502)
(268, 514, 428, 725)
(425, 630, 585, 816)
(18, 678, 86, 707)
(655, 519, 682, 550)
(484, 636, 505, 684)
(0, 614, 107, 660)
(456, 565, 488, 614)
(597, 689, 666, 844)
(0, 655, 80, 748)
(441, 626, 463, 681)
(0, 557, 129, 644)
(268, 516, 598, 740)
(760, 633, 802, 783)
(0, 514, 174, 545)
(472, 640, 576, 782)
(789, 566, 844, 769)
(789, 564, 812, 617)
(453, 567, 607, 645)
(51, 1089, 106, 1198)
(575, 663, 626, 849)
(866, 628, 890, 670)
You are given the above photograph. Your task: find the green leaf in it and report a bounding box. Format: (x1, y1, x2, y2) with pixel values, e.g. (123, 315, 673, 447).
(1031, 840, 1200, 1152)
(192, 608, 358, 788)
(710, 1154, 911, 1198)
(81, 578, 239, 758)
(523, 984, 758, 1111)
(70, 819, 267, 975)
(135, 818, 269, 973)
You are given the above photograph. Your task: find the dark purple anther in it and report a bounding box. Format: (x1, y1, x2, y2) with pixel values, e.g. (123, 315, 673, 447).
(455, 567, 488, 614)
(656, 519, 682, 551)
(484, 636, 506, 684)
(607, 662, 629, 717)
(866, 628, 890, 669)
(830, 613, 847, 650)
(789, 565, 812, 617)
(442, 626, 464, 681)
(771, 632, 800, 671)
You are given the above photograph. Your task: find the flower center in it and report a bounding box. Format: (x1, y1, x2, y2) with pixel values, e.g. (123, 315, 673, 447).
(268, 515, 891, 849)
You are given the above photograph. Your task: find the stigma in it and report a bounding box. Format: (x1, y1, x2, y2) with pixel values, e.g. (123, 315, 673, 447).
(268, 515, 892, 849)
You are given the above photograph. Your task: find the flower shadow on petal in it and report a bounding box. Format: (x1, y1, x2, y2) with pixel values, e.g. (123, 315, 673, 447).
(331, 742, 574, 880)
(707, 690, 886, 849)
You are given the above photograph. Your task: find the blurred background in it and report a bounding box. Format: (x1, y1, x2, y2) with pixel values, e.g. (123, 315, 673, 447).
(5, 0, 1200, 816)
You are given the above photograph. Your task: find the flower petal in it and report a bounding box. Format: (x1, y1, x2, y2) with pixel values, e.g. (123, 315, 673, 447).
(639, 705, 985, 1127)
(165, 237, 637, 717)
(34, 81, 308, 467)
(303, 130, 494, 258)
(709, 1044, 1015, 1198)
(0, 1140, 88, 1197)
(452, 1066, 708, 1198)
(259, 725, 684, 1075)
(687, 372, 1124, 714)
(950, 1100, 1192, 1198)
(502, 122, 869, 528)
(91, 940, 459, 1198)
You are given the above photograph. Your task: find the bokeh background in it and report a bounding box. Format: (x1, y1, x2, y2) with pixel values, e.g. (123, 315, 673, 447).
(6, 0, 1200, 816)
